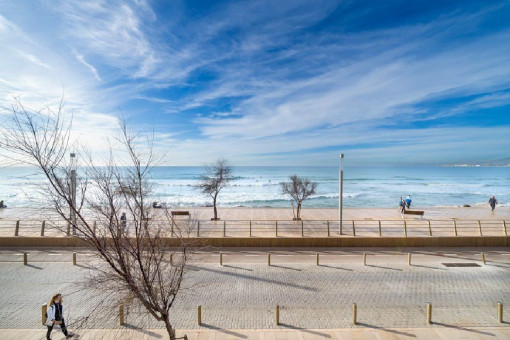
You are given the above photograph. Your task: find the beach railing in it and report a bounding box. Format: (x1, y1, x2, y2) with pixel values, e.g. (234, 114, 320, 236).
(1, 218, 509, 238)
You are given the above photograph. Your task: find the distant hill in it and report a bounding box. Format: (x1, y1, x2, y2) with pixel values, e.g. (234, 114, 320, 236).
(443, 157, 510, 167)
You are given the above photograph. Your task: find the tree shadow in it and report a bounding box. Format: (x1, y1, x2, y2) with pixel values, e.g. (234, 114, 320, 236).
(411, 264, 446, 271)
(189, 265, 316, 291)
(123, 324, 163, 338)
(432, 322, 495, 336)
(223, 265, 253, 271)
(201, 323, 247, 338)
(318, 264, 353, 271)
(356, 322, 416, 337)
(270, 265, 302, 271)
(279, 323, 331, 337)
(366, 265, 402, 271)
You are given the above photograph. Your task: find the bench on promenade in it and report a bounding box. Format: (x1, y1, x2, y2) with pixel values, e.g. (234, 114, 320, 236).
(403, 210, 425, 216)
(171, 211, 190, 217)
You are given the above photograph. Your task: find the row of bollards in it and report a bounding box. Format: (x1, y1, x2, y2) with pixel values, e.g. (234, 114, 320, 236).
(217, 252, 490, 266)
(22, 252, 78, 266)
(192, 302, 504, 326)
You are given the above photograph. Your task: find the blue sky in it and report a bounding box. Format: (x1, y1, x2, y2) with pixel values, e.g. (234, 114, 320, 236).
(0, 0, 509, 166)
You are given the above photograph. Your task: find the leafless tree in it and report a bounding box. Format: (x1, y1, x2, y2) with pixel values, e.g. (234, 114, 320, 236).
(280, 175, 317, 220)
(195, 159, 234, 220)
(0, 98, 195, 340)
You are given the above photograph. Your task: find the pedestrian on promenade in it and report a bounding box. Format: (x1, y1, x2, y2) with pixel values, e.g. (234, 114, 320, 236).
(398, 197, 406, 213)
(405, 195, 412, 208)
(120, 212, 127, 231)
(488, 196, 498, 212)
(46, 294, 74, 339)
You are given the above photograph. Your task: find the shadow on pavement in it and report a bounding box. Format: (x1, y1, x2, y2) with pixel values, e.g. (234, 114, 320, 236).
(366, 265, 402, 271)
(270, 265, 302, 271)
(223, 265, 253, 271)
(279, 323, 331, 337)
(201, 323, 247, 338)
(123, 324, 163, 338)
(356, 323, 416, 337)
(431, 322, 496, 336)
(318, 264, 353, 271)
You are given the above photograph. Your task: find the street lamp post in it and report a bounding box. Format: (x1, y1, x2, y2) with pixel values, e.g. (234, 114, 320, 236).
(339, 153, 344, 235)
(70, 153, 77, 236)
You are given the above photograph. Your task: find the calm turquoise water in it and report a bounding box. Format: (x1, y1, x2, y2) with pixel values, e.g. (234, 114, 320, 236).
(0, 166, 507, 208)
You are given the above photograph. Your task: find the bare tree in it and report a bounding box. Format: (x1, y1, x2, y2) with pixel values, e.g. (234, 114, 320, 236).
(0, 98, 195, 340)
(280, 175, 317, 220)
(195, 159, 234, 220)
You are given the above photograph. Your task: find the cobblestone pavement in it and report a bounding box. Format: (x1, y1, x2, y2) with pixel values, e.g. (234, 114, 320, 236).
(0, 256, 509, 331)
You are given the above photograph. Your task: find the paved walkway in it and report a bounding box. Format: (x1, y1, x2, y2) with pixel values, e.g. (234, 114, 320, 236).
(1, 326, 510, 340)
(0, 251, 509, 330)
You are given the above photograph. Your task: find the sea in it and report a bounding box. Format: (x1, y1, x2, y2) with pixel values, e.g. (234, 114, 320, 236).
(0, 166, 508, 208)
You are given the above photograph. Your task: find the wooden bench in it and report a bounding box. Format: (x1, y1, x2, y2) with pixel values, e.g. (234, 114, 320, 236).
(171, 211, 190, 216)
(403, 210, 425, 216)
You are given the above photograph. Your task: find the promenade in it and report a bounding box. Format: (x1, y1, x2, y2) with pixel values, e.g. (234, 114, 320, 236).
(0, 207, 509, 238)
(0, 248, 509, 333)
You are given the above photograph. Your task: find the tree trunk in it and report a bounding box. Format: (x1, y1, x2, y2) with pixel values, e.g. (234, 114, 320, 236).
(163, 316, 176, 340)
(213, 194, 218, 220)
(297, 203, 302, 220)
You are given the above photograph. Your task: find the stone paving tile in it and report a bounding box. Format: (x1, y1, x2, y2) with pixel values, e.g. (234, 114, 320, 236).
(0, 262, 509, 330)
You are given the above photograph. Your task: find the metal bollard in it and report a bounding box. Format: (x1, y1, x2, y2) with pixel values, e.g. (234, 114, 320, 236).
(276, 305, 280, 325)
(23, 253, 27, 265)
(498, 302, 503, 323)
(378, 220, 382, 236)
(93, 221, 97, 234)
(327, 220, 330, 237)
(408, 253, 412, 266)
(503, 221, 507, 236)
(41, 221, 46, 236)
(353, 303, 357, 325)
(301, 220, 304, 237)
(72, 252, 77, 265)
(170, 253, 173, 266)
(268, 253, 271, 266)
(197, 221, 200, 237)
(219, 253, 223, 266)
(481, 253, 486, 265)
(316, 253, 319, 266)
(198, 305, 202, 325)
(15, 220, 20, 236)
(428, 220, 432, 236)
(275, 220, 278, 237)
(119, 305, 125, 325)
(427, 303, 432, 324)
(453, 220, 457, 236)
(478, 220, 482, 236)
(352, 220, 356, 236)
(223, 221, 226, 237)
(42, 304, 47, 325)
(249, 221, 252, 237)
(403, 220, 407, 237)
(363, 253, 366, 266)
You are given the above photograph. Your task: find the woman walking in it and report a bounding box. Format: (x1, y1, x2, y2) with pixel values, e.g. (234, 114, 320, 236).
(46, 294, 74, 339)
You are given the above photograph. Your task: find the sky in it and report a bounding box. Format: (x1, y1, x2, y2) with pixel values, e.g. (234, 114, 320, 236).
(0, 0, 509, 166)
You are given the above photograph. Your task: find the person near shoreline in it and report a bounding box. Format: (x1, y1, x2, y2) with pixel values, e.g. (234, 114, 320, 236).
(405, 195, 412, 208)
(399, 197, 406, 213)
(45, 294, 74, 339)
(0, 200, 5, 208)
(488, 196, 498, 211)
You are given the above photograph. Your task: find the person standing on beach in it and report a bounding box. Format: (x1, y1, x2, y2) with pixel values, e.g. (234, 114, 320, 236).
(488, 196, 498, 211)
(405, 195, 412, 208)
(398, 197, 405, 213)
(45, 294, 74, 339)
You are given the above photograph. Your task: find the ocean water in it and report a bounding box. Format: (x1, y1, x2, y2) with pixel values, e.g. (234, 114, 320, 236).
(0, 166, 508, 208)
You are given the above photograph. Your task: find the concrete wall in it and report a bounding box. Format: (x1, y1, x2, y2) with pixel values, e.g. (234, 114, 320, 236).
(1, 236, 509, 248)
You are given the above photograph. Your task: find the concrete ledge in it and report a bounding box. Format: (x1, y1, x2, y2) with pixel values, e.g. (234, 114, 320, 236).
(1, 236, 509, 248)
